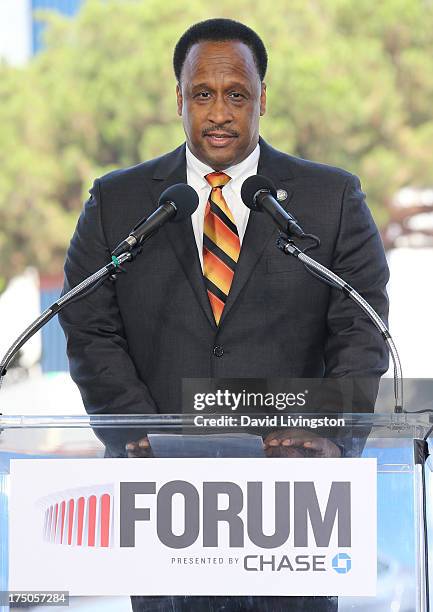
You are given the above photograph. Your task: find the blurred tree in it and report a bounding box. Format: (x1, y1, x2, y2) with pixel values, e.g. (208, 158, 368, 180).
(1, 0, 432, 287)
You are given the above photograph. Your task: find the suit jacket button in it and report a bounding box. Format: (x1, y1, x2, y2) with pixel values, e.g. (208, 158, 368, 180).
(213, 345, 224, 358)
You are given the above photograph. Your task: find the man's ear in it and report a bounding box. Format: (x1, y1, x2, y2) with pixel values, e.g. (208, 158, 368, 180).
(176, 83, 183, 117)
(260, 82, 267, 116)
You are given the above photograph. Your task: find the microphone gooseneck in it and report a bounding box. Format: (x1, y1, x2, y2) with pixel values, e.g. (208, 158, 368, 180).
(241, 174, 403, 413)
(275, 232, 404, 414)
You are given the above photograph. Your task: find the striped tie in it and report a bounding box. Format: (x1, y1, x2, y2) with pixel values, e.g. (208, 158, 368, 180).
(203, 171, 240, 325)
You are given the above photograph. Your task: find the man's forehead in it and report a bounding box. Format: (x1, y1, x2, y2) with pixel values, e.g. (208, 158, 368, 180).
(182, 40, 259, 79)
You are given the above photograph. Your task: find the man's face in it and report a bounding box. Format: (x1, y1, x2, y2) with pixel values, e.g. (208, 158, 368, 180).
(176, 40, 266, 171)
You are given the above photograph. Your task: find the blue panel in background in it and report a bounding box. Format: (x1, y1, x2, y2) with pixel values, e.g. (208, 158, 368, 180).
(40, 287, 69, 373)
(364, 445, 415, 568)
(31, 0, 83, 54)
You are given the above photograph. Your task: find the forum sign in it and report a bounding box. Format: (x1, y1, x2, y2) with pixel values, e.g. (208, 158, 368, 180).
(9, 458, 376, 596)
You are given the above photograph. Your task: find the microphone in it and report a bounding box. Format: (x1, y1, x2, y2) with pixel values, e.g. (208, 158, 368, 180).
(241, 175, 305, 238)
(112, 183, 198, 256)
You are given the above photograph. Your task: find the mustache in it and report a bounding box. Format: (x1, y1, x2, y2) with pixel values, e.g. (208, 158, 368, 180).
(202, 127, 239, 137)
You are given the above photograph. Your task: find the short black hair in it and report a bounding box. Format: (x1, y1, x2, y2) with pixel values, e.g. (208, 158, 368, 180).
(173, 18, 268, 82)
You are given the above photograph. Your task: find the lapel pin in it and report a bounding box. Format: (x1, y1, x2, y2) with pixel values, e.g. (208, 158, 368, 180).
(277, 189, 288, 202)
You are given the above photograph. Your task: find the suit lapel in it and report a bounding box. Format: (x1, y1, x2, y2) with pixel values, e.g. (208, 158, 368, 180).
(150, 144, 216, 327)
(218, 138, 295, 326)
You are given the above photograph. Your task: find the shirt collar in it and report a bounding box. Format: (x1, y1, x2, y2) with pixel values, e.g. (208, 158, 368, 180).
(186, 142, 260, 189)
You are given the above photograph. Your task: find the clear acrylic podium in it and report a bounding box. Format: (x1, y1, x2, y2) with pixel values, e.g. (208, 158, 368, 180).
(0, 412, 432, 612)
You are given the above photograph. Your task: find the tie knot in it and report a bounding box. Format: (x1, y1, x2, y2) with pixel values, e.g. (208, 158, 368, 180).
(205, 172, 231, 188)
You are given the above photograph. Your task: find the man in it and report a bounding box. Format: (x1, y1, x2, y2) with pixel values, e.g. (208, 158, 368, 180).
(59, 18, 389, 611)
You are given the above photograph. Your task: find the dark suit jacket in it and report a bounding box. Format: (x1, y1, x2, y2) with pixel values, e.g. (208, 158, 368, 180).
(59, 138, 389, 454)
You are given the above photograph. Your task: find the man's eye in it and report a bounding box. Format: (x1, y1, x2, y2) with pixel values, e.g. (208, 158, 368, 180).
(195, 92, 210, 98)
(229, 92, 244, 100)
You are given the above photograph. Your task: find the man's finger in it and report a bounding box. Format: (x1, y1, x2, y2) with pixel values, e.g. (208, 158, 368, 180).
(263, 431, 292, 447)
(303, 438, 341, 457)
(267, 438, 282, 447)
(281, 437, 312, 447)
(126, 437, 149, 452)
(303, 439, 325, 450)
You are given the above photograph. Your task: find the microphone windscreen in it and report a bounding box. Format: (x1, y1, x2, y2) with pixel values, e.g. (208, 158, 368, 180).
(159, 183, 199, 222)
(241, 175, 278, 211)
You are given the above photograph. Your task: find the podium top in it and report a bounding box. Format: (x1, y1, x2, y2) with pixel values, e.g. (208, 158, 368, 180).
(1, 412, 432, 463)
(0, 412, 432, 434)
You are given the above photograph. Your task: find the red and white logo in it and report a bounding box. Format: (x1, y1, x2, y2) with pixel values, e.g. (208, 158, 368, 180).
(39, 484, 114, 548)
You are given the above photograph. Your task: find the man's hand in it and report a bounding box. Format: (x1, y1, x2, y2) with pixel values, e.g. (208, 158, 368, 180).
(263, 429, 341, 458)
(126, 436, 153, 458)
(125, 431, 342, 458)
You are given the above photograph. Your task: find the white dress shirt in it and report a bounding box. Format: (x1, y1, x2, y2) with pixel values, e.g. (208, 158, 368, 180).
(186, 143, 260, 269)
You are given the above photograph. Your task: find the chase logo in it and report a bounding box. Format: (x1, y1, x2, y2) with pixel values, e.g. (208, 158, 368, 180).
(332, 553, 351, 574)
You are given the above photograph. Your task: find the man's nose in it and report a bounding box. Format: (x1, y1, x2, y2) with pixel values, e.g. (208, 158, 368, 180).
(208, 94, 233, 124)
